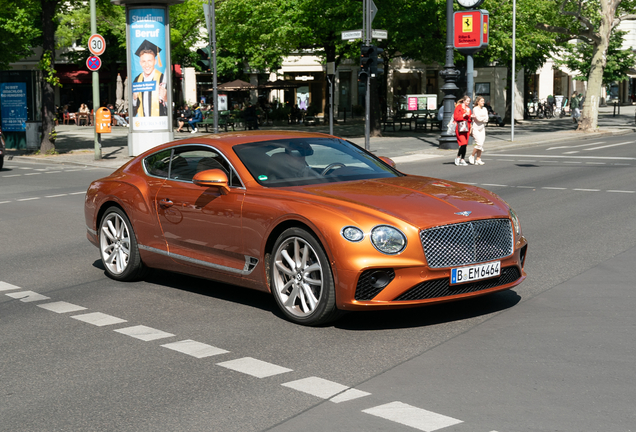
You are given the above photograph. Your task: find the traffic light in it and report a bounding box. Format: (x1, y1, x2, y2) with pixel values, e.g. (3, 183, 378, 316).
(197, 46, 212, 72)
(359, 45, 372, 82)
(370, 45, 384, 77)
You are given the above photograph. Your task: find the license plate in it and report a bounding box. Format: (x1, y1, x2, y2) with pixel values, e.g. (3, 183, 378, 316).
(451, 261, 500, 285)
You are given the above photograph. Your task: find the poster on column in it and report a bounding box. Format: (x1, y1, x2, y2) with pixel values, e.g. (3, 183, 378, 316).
(129, 8, 169, 131)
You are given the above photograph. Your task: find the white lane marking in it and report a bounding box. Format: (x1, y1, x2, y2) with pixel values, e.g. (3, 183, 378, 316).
(37, 301, 87, 314)
(25, 173, 42, 176)
(489, 154, 636, 161)
(541, 187, 567, 190)
(481, 183, 507, 187)
(607, 190, 636, 193)
(0, 201, 10, 204)
(17, 197, 40, 201)
(573, 188, 600, 192)
(5, 291, 51, 302)
(114, 325, 175, 341)
(69, 192, 86, 195)
(71, 312, 127, 327)
(217, 357, 293, 378)
(2, 174, 21, 178)
(547, 142, 605, 150)
(329, 388, 372, 403)
(564, 161, 582, 164)
(563, 151, 579, 154)
(46, 194, 68, 198)
(0, 281, 22, 291)
(282, 376, 349, 399)
(516, 186, 536, 189)
(161, 339, 229, 358)
(584, 141, 633, 151)
(363, 401, 463, 432)
(45, 171, 62, 174)
(393, 154, 442, 164)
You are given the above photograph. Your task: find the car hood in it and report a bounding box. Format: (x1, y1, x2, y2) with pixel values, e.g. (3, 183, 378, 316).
(292, 176, 510, 227)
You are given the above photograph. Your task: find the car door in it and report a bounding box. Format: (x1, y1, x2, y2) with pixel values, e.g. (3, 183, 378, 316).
(155, 145, 248, 274)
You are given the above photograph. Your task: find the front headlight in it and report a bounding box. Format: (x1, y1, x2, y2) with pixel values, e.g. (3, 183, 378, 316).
(509, 208, 522, 238)
(371, 225, 407, 254)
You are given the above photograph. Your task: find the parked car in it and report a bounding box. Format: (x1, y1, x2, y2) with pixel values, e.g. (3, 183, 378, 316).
(85, 131, 527, 325)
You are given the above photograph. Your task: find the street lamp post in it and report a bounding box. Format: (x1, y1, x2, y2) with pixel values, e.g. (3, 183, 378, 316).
(438, 0, 460, 149)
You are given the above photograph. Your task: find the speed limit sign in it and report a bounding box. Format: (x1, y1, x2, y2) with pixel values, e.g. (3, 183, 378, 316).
(88, 34, 106, 56)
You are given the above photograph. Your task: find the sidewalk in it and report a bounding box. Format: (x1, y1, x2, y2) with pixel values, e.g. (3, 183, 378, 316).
(6, 104, 635, 170)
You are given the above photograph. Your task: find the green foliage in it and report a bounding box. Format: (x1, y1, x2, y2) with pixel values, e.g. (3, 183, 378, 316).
(476, 0, 562, 72)
(0, 0, 41, 69)
(555, 29, 636, 84)
(39, 50, 61, 87)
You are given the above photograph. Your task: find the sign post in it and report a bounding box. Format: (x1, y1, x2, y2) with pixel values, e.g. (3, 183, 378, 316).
(89, 0, 102, 160)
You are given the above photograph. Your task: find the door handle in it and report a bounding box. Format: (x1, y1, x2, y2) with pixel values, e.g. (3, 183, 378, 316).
(159, 198, 173, 208)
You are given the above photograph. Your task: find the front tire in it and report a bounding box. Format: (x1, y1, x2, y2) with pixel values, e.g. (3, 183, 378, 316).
(270, 228, 339, 326)
(99, 206, 147, 281)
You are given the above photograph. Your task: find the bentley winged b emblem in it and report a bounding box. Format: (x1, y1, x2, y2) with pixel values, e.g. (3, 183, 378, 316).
(455, 211, 472, 217)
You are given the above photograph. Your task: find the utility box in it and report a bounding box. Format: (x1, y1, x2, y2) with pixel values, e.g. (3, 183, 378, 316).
(25, 121, 41, 150)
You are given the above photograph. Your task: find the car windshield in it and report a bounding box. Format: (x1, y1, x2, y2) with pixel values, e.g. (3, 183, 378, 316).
(234, 137, 402, 187)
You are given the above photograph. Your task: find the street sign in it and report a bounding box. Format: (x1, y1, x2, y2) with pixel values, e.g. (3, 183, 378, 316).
(342, 29, 388, 41)
(342, 30, 363, 40)
(86, 56, 102, 71)
(370, 0, 378, 23)
(88, 34, 106, 56)
(372, 29, 388, 40)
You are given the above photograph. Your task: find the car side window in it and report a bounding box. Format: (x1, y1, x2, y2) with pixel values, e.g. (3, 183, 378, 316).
(168, 146, 242, 187)
(144, 149, 172, 178)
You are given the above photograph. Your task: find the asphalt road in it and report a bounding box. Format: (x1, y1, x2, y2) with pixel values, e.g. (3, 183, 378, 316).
(1, 133, 635, 432)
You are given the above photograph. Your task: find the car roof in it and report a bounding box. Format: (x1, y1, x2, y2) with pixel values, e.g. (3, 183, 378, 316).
(141, 130, 338, 157)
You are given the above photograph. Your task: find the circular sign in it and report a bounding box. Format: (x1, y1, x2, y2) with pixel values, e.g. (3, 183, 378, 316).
(86, 56, 102, 71)
(88, 34, 106, 56)
(456, 0, 484, 8)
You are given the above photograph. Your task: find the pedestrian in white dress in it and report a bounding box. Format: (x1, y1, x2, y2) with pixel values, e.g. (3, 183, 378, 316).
(469, 96, 489, 165)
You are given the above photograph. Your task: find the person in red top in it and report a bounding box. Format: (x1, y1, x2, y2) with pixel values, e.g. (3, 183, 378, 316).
(453, 95, 472, 166)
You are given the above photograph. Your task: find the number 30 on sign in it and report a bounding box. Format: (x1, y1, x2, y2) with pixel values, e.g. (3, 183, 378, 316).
(88, 34, 106, 56)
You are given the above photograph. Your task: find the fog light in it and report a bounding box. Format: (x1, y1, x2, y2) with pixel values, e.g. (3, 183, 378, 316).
(368, 270, 393, 289)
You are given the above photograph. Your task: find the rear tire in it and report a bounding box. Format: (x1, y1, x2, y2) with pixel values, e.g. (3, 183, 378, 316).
(99, 206, 147, 281)
(270, 227, 340, 326)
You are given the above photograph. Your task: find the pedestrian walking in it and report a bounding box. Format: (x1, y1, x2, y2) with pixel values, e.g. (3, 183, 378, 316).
(469, 96, 489, 165)
(453, 95, 472, 166)
(571, 91, 581, 123)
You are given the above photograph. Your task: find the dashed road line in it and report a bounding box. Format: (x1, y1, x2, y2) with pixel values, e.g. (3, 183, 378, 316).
(71, 311, 127, 327)
(37, 301, 87, 314)
(583, 141, 633, 151)
(5, 281, 474, 431)
(5, 291, 51, 302)
(218, 357, 293, 378)
(0, 281, 22, 291)
(114, 325, 175, 341)
(0, 191, 85, 204)
(161, 339, 229, 358)
(363, 401, 463, 432)
(463, 183, 635, 194)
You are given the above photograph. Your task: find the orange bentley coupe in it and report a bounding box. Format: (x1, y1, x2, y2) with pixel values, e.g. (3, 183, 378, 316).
(85, 131, 527, 325)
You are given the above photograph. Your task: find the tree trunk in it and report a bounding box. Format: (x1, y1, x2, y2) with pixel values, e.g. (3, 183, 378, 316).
(579, 0, 614, 132)
(39, 0, 58, 153)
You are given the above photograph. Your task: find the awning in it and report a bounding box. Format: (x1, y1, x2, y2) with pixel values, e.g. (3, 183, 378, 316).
(259, 79, 300, 89)
(218, 79, 256, 91)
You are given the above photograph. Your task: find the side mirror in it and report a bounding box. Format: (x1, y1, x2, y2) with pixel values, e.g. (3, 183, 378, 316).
(378, 156, 396, 168)
(192, 169, 230, 194)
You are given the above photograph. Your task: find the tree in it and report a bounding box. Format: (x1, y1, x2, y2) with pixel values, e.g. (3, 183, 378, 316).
(536, 0, 636, 131)
(0, 0, 40, 70)
(472, 0, 562, 124)
(555, 28, 636, 91)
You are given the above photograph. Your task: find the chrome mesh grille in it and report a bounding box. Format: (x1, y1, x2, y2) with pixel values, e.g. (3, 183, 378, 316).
(420, 219, 513, 268)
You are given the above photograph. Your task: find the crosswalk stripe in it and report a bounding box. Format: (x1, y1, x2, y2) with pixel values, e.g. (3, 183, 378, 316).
(114, 325, 175, 341)
(37, 301, 87, 313)
(0, 281, 22, 291)
(71, 312, 127, 327)
(5, 291, 50, 302)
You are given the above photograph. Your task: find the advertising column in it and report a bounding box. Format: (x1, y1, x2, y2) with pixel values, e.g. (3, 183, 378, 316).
(127, 6, 173, 156)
